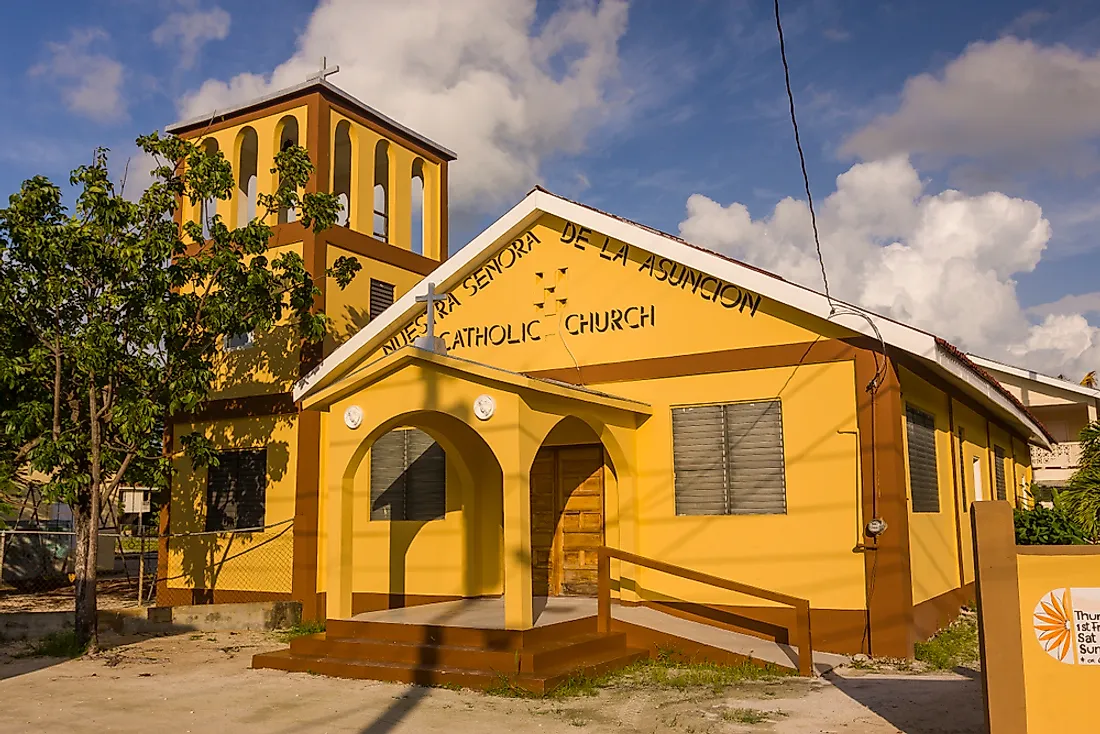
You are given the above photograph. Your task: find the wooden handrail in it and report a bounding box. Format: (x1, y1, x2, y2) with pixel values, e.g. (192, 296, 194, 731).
(596, 546, 814, 677)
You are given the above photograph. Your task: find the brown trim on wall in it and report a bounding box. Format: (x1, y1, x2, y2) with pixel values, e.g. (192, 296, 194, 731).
(948, 398, 967, 587)
(172, 95, 314, 138)
(971, 502, 1028, 734)
(527, 339, 859, 385)
(1016, 545, 1100, 555)
(324, 93, 448, 165)
(621, 600, 868, 655)
(300, 92, 329, 377)
(293, 408, 323, 621)
(288, 92, 330, 622)
(158, 588, 293, 607)
(174, 392, 297, 422)
(324, 225, 439, 276)
(913, 582, 975, 642)
(856, 353, 916, 658)
(156, 422, 174, 606)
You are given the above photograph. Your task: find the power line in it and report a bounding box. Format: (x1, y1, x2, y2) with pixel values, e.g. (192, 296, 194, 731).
(773, 0, 831, 306)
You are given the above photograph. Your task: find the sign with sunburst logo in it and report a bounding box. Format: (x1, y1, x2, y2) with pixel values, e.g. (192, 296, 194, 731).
(1033, 588, 1100, 665)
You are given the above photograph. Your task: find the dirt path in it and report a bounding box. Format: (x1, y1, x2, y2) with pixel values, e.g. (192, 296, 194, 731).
(0, 632, 986, 734)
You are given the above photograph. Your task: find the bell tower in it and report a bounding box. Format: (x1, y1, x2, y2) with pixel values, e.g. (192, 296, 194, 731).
(161, 62, 455, 619)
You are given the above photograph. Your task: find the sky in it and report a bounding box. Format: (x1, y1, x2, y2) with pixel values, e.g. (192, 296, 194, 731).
(3, 0, 1100, 378)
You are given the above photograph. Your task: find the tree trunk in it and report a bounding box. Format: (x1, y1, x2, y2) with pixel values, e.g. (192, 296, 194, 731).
(72, 494, 96, 651)
(74, 384, 103, 652)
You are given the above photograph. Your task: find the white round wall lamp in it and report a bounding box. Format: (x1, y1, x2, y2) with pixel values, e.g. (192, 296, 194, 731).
(473, 394, 496, 421)
(344, 405, 364, 429)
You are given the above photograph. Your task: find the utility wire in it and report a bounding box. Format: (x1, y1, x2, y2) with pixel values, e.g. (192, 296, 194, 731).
(773, 0, 831, 306)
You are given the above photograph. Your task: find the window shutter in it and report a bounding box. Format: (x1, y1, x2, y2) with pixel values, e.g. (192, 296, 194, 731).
(236, 450, 267, 528)
(405, 430, 447, 521)
(994, 446, 1007, 501)
(370, 430, 407, 520)
(370, 429, 447, 521)
(672, 405, 728, 515)
(725, 401, 786, 515)
(369, 279, 395, 322)
(205, 449, 267, 531)
(906, 407, 940, 513)
(205, 452, 239, 531)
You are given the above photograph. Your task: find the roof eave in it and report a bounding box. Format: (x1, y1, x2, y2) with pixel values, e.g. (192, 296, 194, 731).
(165, 79, 457, 161)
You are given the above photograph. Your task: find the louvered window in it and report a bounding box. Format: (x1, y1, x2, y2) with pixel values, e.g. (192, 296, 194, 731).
(905, 407, 940, 513)
(672, 400, 786, 516)
(994, 446, 1007, 501)
(369, 279, 395, 322)
(205, 448, 267, 531)
(370, 429, 446, 521)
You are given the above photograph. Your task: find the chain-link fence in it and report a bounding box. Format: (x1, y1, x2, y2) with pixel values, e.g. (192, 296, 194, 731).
(0, 529, 157, 613)
(0, 519, 294, 613)
(156, 519, 295, 601)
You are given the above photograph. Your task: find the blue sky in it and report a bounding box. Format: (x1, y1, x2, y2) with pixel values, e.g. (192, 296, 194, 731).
(3, 0, 1100, 373)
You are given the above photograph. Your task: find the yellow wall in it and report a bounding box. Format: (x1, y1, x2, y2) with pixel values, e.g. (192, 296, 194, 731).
(363, 213, 849, 373)
(900, 368, 961, 605)
(1017, 553, 1100, 732)
(331, 111, 443, 259)
(899, 368, 1034, 603)
(608, 362, 866, 610)
(324, 245, 428, 352)
(167, 414, 298, 594)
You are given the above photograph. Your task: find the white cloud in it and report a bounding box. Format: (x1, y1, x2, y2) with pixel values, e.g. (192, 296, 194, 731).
(178, 0, 630, 212)
(1028, 292, 1100, 318)
(679, 157, 1100, 377)
(30, 28, 126, 123)
(841, 38, 1100, 177)
(152, 5, 231, 70)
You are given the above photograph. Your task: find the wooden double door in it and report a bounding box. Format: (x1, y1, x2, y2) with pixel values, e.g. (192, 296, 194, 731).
(530, 445, 605, 596)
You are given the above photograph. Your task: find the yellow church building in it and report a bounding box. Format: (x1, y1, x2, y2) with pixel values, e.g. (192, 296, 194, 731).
(157, 72, 1052, 683)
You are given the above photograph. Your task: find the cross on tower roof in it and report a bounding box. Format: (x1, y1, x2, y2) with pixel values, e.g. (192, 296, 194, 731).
(307, 56, 340, 84)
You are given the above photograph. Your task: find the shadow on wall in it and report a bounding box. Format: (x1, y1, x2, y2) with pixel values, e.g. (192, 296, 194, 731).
(824, 670, 986, 734)
(170, 415, 294, 601)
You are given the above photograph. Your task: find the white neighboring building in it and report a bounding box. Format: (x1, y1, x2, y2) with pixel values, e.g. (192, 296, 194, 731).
(968, 354, 1100, 491)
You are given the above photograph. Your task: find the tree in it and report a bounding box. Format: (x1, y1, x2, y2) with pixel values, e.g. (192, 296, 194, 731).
(1082, 371, 1098, 389)
(0, 134, 359, 649)
(1063, 421, 1100, 542)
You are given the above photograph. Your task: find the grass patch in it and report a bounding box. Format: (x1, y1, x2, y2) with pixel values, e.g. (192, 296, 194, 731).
(14, 630, 87, 659)
(485, 650, 793, 700)
(914, 613, 979, 670)
(278, 619, 326, 642)
(721, 707, 786, 725)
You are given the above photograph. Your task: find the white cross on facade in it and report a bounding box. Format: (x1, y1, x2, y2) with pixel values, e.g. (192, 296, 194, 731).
(413, 282, 448, 354)
(307, 57, 340, 83)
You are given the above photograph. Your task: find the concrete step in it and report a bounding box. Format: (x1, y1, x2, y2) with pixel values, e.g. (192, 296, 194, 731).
(253, 644, 649, 695)
(290, 630, 628, 675)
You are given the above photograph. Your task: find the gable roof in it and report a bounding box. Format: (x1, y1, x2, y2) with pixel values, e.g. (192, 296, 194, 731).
(302, 346, 651, 418)
(294, 187, 1053, 448)
(967, 353, 1100, 401)
(165, 78, 457, 162)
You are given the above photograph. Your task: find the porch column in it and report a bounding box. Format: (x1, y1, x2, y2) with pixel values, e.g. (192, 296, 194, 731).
(502, 472, 533, 629)
(495, 438, 534, 630)
(326, 472, 355, 619)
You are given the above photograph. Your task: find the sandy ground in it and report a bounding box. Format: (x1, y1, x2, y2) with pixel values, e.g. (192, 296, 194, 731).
(0, 576, 152, 613)
(0, 631, 987, 734)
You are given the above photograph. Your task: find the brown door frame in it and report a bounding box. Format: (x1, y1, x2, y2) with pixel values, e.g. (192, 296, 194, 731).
(535, 444, 606, 597)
